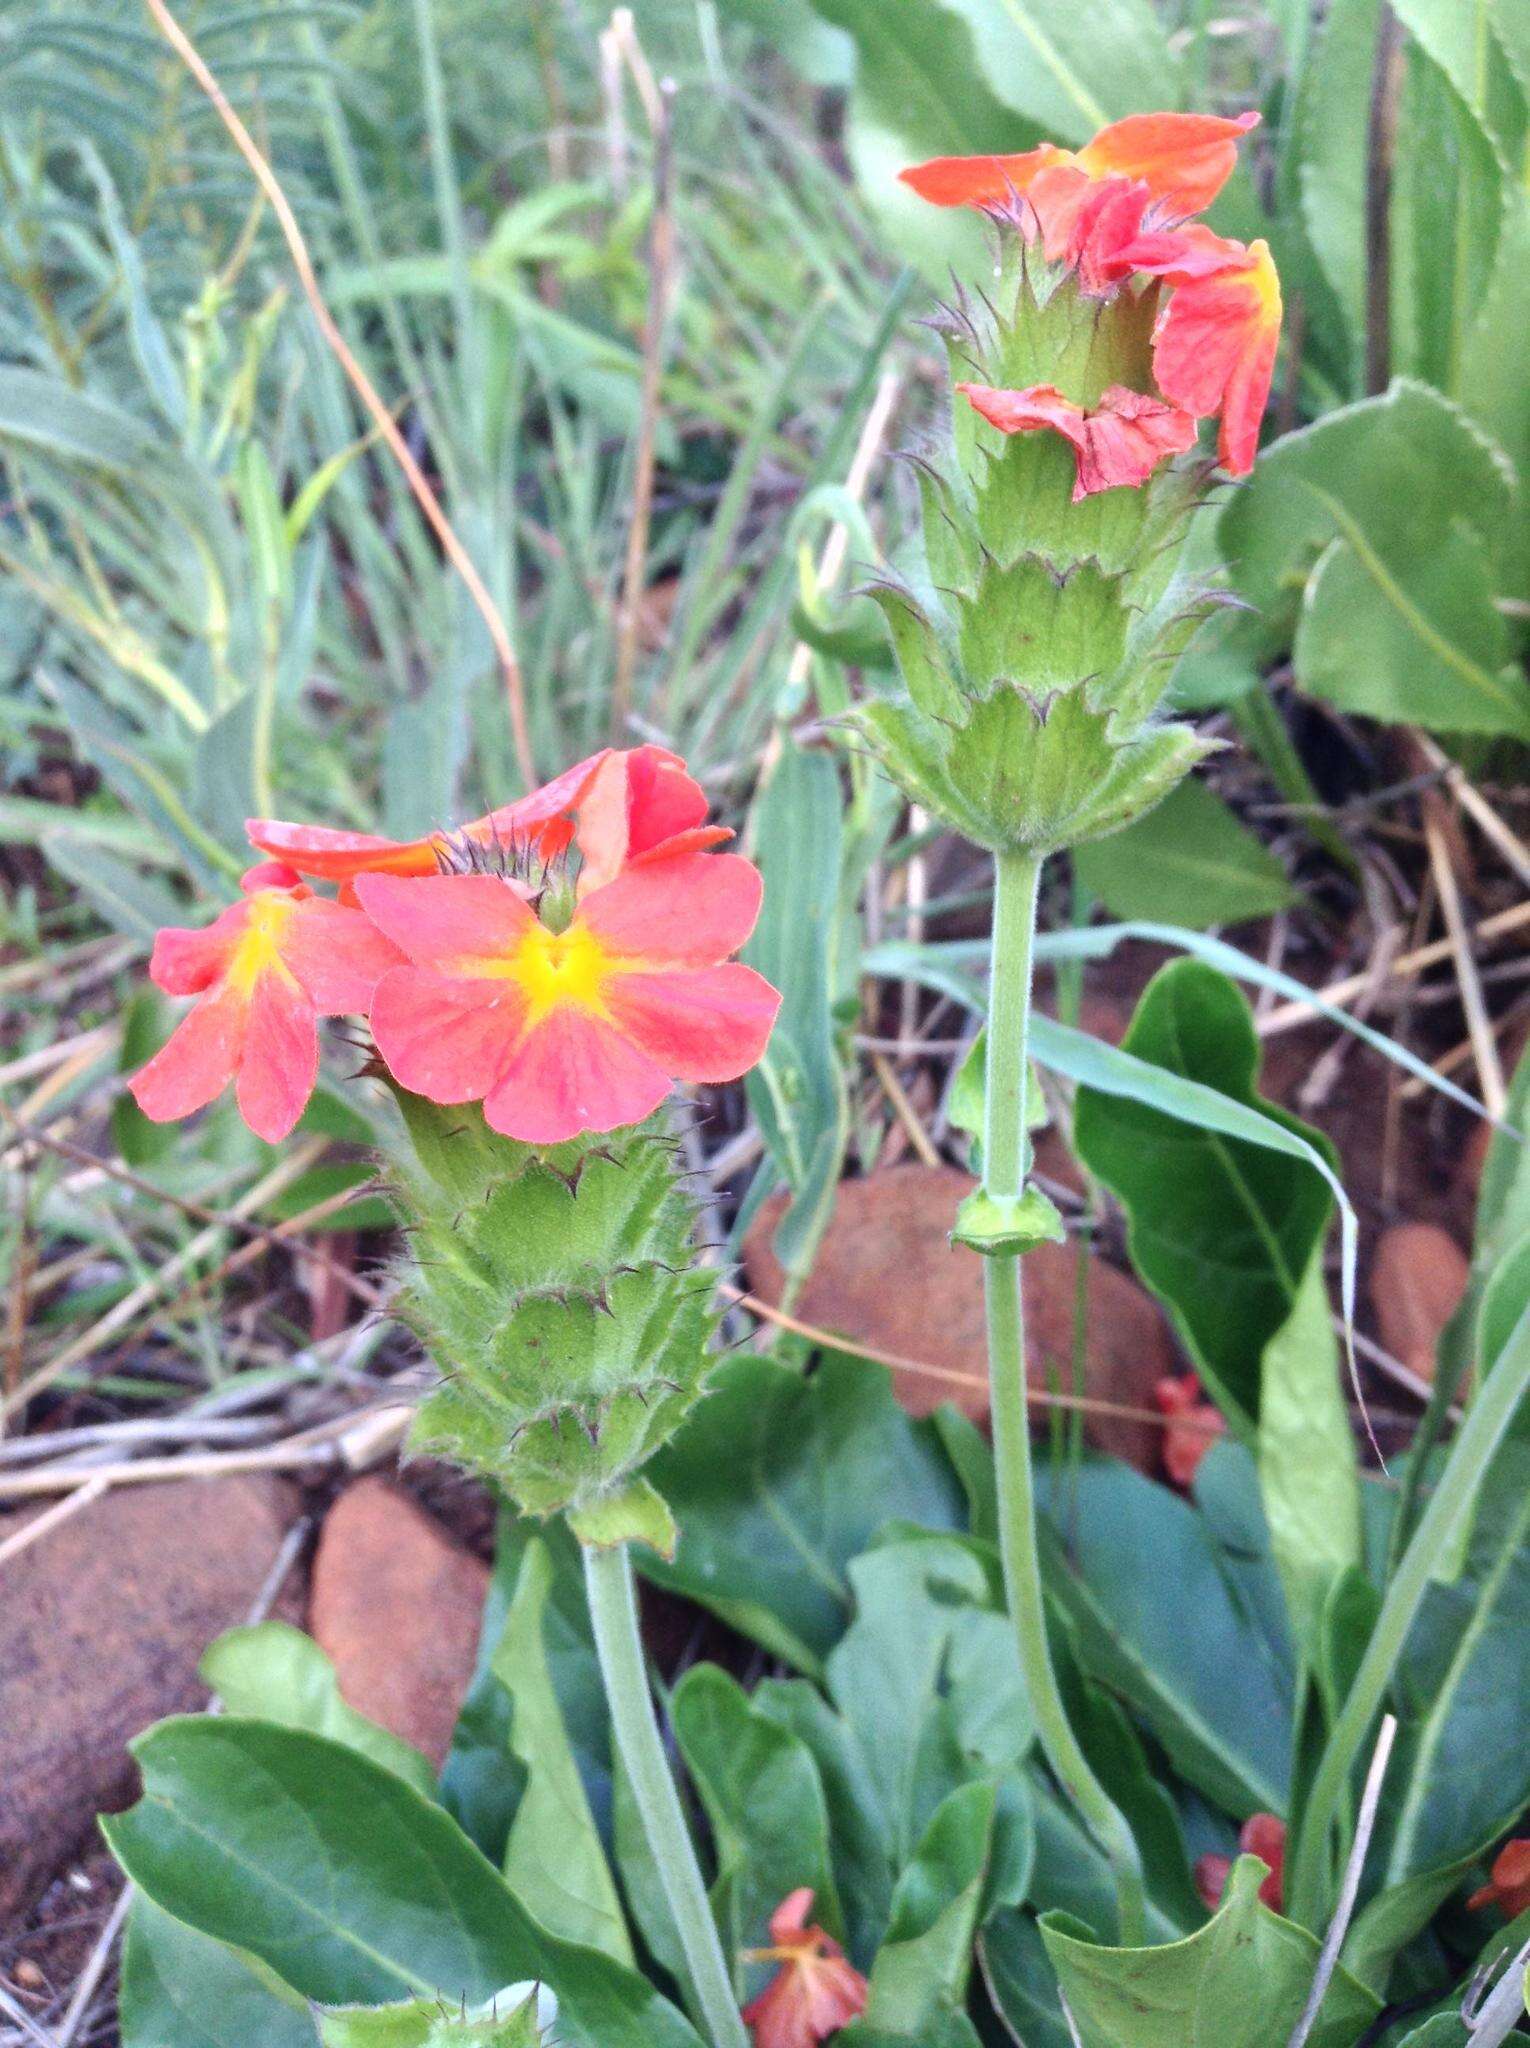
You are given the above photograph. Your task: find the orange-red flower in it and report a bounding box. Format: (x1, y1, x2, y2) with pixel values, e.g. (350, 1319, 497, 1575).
(1195, 1813, 1286, 1914)
(741, 1890, 868, 2048)
(1128, 228, 1283, 475)
(1468, 1839, 1530, 1918)
(129, 862, 402, 1143)
(957, 381, 1198, 500)
(899, 109, 1257, 228)
(357, 841, 779, 1146)
(1153, 1372, 1227, 1488)
(247, 744, 724, 900)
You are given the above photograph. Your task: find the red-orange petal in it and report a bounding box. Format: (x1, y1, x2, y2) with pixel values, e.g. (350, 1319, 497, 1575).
(244, 818, 438, 883)
(579, 852, 764, 967)
(236, 971, 319, 1144)
(354, 872, 536, 972)
(1077, 110, 1259, 217)
(482, 1008, 670, 1145)
(1152, 237, 1281, 475)
(130, 982, 248, 1124)
(368, 964, 527, 1105)
(897, 144, 1071, 210)
(281, 896, 406, 1015)
(605, 964, 780, 1082)
(957, 381, 1196, 500)
(148, 906, 246, 996)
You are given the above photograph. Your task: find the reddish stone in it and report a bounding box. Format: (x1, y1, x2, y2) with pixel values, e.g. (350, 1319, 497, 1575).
(743, 1163, 1181, 1468)
(1369, 1222, 1469, 1385)
(309, 1476, 487, 1767)
(0, 1475, 299, 1918)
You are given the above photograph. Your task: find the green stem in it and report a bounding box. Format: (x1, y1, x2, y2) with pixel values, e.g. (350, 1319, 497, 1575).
(1287, 1299, 1530, 1929)
(583, 1541, 749, 2048)
(984, 849, 1147, 1946)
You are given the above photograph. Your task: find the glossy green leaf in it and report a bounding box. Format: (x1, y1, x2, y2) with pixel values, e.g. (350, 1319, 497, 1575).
(1221, 380, 1528, 741)
(641, 1353, 965, 1674)
(118, 1895, 313, 2048)
(198, 1624, 436, 1798)
(494, 1541, 631, 1964)
(1257, 1254, 1364, 1658)
(743, 745, 851, 1284)
(103, 1719, 702, 2047)
(1294, 0, 1381, 388)
(671, 1663, 843, 1980)
(1042, 1857, 1380, 2046)
(1073, 959, 1336, 1433)
(1073, 778, 1295, 930)
(978, 1911, 1073, 2047)
(1037, 1460, 1293, 1818)
(824, 1534, 1032, 1870)
(862, 1779, 993, 2037)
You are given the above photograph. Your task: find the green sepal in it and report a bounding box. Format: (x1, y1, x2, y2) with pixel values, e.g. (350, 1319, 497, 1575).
(316, 1986, 554, 2046)
(952, 1185, 1066, 1257)
(568, 1478, 678, 1560)
(868, 583, 967, 724)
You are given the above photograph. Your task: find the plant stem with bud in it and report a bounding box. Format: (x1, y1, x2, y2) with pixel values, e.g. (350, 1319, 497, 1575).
(983, 848, 1147, 1945)
(584, 1541, 749, 2048)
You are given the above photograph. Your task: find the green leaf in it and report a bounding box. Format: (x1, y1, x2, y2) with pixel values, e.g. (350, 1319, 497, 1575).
(103, 1719, 701, 2047)
(1073, 778, 1296, 930)
(641, 1353, 965, 1675)
(1073, 959, 1336, 1434)
(862, 1780, 994, 2036)
(1041, 1857, 1380, 2046)
(824, 1534, 1032, 1871)
(1037, 1461, 1294, 1818)
(199, 1624, 436, 1798)
(670, 1663, 844, 1980)
(118, 1895, 313, 2048)
(978, 1912, 1074, 2047)
(1294, 0, 1382, 388)
(1220, 381, 1528, 741)
(494, 1541, 632, 1965)
(743, 746, 851, 1285)
(1257, 1255, 1364, 1659)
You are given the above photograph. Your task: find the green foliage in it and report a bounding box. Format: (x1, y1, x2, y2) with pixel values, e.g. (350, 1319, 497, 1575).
(200, 1622, 437, 1797)
(640, 1351, 966, 1673)
(1042, 1856, 1380, 2046)
(391, 1096, 718, 1523)
(104, 1718, 703, 2047)
(1073, 960, 1337, 1434)
(1073, 778, 1297, 930)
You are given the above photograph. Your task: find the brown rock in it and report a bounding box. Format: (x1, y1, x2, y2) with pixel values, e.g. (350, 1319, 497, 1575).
(1370, 1221, 1470, 1385)
(0, 1475, 299, 1919)
(743, 1163, 1180, 1467)
(309, 1477, 488, 1767)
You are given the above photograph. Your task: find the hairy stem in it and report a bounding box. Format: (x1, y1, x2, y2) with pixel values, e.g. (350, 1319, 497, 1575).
(583, 1541, 748, 2048)
(984, 849, 1147, 1944)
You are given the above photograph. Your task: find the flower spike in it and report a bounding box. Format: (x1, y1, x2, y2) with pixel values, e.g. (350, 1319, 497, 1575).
(130, 864, 403, 1143)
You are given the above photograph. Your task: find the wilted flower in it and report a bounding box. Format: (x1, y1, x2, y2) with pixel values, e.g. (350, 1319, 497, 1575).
(1154, 1372, 1227, 1488)
(1468, 1838, 1530, 1918)
(741, 1890, 868, 2048)
(957, 380, 1199, 500)
(1195, 1812, 1287, 1914)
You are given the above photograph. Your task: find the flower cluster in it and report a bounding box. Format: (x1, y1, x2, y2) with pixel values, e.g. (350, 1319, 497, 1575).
(131, 745, 778, 1149)
(852, 109, 1281, 866)
(902, 111, 1281, 482)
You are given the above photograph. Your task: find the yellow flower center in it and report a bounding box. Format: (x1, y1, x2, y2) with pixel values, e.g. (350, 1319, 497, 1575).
(226, 892, 299, 997)
(499, 920, 615, 1025)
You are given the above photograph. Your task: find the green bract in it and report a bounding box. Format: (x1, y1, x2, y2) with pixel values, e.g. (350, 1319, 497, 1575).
(388, 1090, 717, 1542)
(855, 252, 1219, 857)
